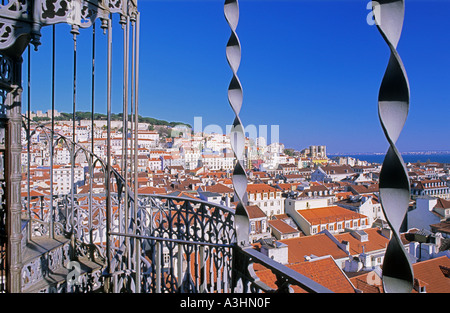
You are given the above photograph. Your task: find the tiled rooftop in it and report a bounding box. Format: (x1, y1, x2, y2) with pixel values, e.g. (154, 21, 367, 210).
(279, 232, 349, 262)
(333, 228, 389, 255)
(297, 205, 367, 226)
(350, 256, 450, 293)
(255, 256, 356, 293)
(412, 256, 450, 293)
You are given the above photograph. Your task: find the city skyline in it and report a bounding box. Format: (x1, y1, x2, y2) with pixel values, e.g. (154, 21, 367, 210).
(23, 0, 450, 154)
(5, 0, 450, 295)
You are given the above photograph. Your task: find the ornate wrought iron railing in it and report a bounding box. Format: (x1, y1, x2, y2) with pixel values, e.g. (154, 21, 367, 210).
(1, 0, 140, 292)
(108, 194, 236, 293)
(19, 116, 332, 293)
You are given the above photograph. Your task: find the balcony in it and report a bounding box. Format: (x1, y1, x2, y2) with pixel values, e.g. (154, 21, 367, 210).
(18, 161, 332, 293)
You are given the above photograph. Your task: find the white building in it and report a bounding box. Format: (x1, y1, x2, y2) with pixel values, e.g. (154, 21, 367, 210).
(311, 165, 354, 182)
(204, 133, 231, 152)
(200, 153, 234, 171)
(247, 184, 284, 217)
(285, 205, 369, 236)
(408, 196, 450, 232)
(54, 147, 71, 165)
(53, 165, 85, 195)
(336, 195, 385, 227)
(75, 125, 90, 142)
(182, 148, 202, 170)
(285, 197, 330, 212)
(410, 179, 450, 200)
(138, 130, 159, 141)
(148, 157, 162, 172)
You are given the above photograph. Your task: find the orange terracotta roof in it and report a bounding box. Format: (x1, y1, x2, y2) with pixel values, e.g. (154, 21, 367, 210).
(333, 228, 389, 255)
(138, 186, 167, 194)
(246, 205, 266, 219)
(350, 184, 379, 195)
(268, 219, 299, 234)
(435, 198, 450, 209)
(350, 256, 450, 293)
(335, 191, 353, 200)
(412, 256, 450, 293)
(247, 183, 278, 193)
(349, 272, 384, 293)
(274, 183, 301, 191)
(279, 233, 349, 262)
(21, 189, 49, 197)
(256, 256, 356, 293)
(204, 183, 234, 194)
(297, 206, 367, 226)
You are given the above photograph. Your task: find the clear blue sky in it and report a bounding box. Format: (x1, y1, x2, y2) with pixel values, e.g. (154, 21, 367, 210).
(24, 0, 450, 154)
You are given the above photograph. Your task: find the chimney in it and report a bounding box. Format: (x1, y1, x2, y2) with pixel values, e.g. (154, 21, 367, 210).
(342, 240, 350, 253)
(260, 240, 289, 265)
(381, 227, 392, 239)
(413, 278, 427, 293)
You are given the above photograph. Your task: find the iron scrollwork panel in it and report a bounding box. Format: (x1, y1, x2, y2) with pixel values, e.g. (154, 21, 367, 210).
(141, 196, 235, 293)
(107, 195, 237, 293)
(0, 0, 136, 51)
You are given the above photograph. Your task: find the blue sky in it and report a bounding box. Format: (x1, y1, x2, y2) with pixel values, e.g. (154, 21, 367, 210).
(24, 0, 450, 154)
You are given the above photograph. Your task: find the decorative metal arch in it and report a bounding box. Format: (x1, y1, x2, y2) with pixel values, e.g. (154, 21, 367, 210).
(0, 0, 137, 53)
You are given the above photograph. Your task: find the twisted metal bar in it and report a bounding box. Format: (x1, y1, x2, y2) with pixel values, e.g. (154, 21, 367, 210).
(224, 0, 249, 247)
(373, 0, 414, 293)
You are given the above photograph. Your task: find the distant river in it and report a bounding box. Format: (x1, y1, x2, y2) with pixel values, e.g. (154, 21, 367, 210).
(335, 154, 450, 165)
